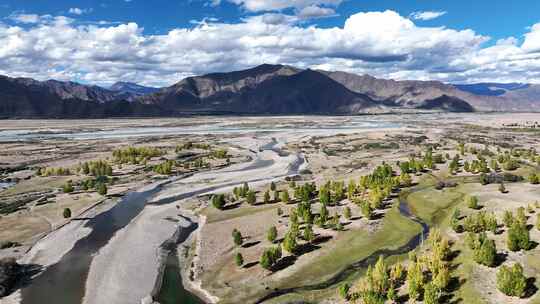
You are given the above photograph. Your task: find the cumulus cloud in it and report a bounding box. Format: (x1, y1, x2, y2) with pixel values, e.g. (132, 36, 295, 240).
(410, 10, 446, 21)
(0, 9, 539, 86)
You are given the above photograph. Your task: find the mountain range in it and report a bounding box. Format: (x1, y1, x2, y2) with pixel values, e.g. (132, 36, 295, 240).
(1, 64, 539, 118)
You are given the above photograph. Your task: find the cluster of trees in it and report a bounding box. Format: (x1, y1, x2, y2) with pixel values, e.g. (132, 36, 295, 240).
(112, 146, 163, 164)
(350, 230, 451, 304)
(80, 178, 108, 195)
(210, 149, 228, 159)
(463, 157, 490, 174)
(461, 211, 498, 234)
(233, 183, 250, 200)
(80, 160, 113, 177)
(36, 167, 71, 177)
(154, 160, 176, 175)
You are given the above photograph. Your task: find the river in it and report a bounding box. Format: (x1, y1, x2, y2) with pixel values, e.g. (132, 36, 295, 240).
(11, 118, 407, 304)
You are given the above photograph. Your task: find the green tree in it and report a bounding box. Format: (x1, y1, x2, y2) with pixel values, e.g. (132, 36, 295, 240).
(235, 252, 243, 267)
(497, 263, 527, 297)
(263, 190, 271, 204)
(480, 173, 489, 185)
(424, 283, 440, 304)
(344, 206, 352, 220)
(473, 238, 497, 267)
(267, 226, 277, 243)
(467, 195, 480, 210)
(246, 190, 256, 205)
(211, 194, 226, 210)
(528, 173, 540, 184)
(232, 229, 243, 247)
(507, 222, 531, 251)
(361, 202, 373, 220)
(62, 181, 74, 193)
(62, 208, 72, 219)
(282, 232, 298, 254)
(97, 183, 107, 196)
(303, 224, 315, 243)
(281, 190, 290, 204)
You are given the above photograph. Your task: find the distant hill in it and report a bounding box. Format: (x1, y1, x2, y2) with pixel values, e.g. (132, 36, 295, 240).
(1, 64, 540, 118)
(454, 83, 529, 96)
(109, 82, 160, 96)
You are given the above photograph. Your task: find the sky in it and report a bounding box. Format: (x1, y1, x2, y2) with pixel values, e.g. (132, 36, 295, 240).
(0, 0, 540, 87)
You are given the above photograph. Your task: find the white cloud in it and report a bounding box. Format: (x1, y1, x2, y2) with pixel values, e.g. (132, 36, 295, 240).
(522, 23, 540, 53)
(8, 13, 43, 24)
(410, 10, 447, 21)
(297, 5, 336, 19)
(68, 8, 93, 15)
(0, 10, 539, 86)
(227, 0, 342, 11)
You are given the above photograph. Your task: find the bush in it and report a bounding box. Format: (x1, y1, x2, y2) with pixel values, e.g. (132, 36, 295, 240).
(63, 208, 72, 219)
(473, 238, 497, 267)
(235, 253, 243, 267)
(246, 190, 256, 205)
(260, 246, 282, 270)
(62, 181, 74, 193)
(97, 183, 107, 196)
(212, 194, 226, 210)
(507, 222, 531, 251)
(497, 264, 527, 297)
(232, 229, 243, 247)
(467, 196, 480, 209)
(267, 226, 277, 243)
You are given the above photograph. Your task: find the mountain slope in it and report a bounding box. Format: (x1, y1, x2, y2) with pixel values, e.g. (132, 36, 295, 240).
(141, 67, 380, 114)
(0, 76, 164, 118)
(3, 64, 540, 118)
(110, 82, 160, 96)
(322, 71, 480, 111)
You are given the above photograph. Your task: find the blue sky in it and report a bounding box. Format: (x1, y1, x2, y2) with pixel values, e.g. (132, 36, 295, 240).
(0, 0, 539, 86)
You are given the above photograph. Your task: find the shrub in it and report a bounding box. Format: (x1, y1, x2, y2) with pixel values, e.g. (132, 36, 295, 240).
(63, 208, 72, 219)
(507, 222, 531, 251)
(473, 238, 497, 267)
(267, 226, 277, 243)
(497, 264, 527, 297)
(235, 253, 243, 267)
(211, 194, 226, 210)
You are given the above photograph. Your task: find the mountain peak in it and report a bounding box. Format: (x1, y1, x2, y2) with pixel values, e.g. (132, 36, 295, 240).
(110, 82, 159, 96)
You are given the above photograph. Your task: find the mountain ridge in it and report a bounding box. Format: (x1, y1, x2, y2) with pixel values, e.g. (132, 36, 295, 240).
(1, 64, 540, 118)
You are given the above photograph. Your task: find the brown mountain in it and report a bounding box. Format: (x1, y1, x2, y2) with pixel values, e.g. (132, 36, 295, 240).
(140, 65, 381, 114)
(1, 64, 540, 118)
